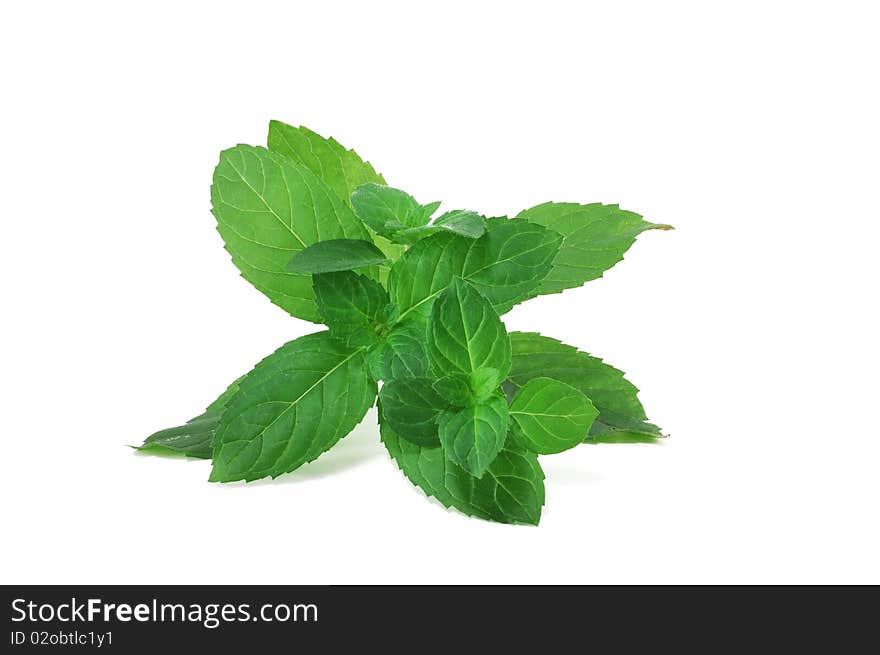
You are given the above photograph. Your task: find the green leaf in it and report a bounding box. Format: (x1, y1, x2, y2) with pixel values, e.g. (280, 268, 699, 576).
(421, 200, 442, 217)
(388, 217, 562, 321)
(267, 121, 385, 207)
(378, 378, 447, 446)
(394, 210, 486, 244)
(138, 418, 216, 459)
(427, 278, 511, 391)
(210, 332, 376, 482)
(351, 183, 433, 236)
(365, 319, 429, 381)
(349, 183, 472, 247)
(433, 373, 473, 408)
(470, 368, 501, 401)
(381, 410, 544, 525)
(390, 226, 439, 244)
(312, 271, 390, 344)
(286, 239, 389, 274)
(211, 145, 371, 322)
(432, 210, 486, 237)
(265, 121, 405, 280)
(580, 430, 660, 444)
(516, 202, 672, 296)
(432, 370, 498, 406)
(137, 376, 245, 459)
(506, 332, 663, 442)
(438, 394, 509, 478)
(509, 377, 598, 454)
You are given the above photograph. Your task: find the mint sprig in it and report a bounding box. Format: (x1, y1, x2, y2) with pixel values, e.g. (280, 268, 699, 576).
(139, 119, 669, 525)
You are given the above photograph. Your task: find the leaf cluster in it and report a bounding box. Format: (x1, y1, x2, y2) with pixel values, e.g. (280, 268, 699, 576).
(139, 120, 670, 525)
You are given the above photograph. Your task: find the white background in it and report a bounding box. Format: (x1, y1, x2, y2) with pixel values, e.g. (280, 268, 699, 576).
(2, 1, 878, 584)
